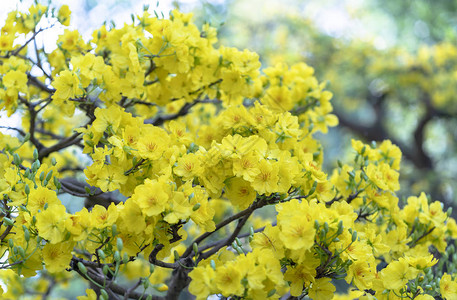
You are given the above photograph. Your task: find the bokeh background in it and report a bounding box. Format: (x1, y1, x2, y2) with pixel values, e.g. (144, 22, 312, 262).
(1, 0, 457, 297)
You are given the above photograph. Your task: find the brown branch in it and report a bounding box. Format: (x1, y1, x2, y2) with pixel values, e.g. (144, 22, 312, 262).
(148, 244, 178, 269)
(27, 73, 55, 94)
(72, 262, 161, 300)
(38, 132, 82, 160)
(199, 211, 253, 261)
(181, 198, 266, 258)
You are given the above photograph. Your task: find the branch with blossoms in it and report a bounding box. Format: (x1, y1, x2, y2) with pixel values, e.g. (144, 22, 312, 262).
(1, 3, 457, 300)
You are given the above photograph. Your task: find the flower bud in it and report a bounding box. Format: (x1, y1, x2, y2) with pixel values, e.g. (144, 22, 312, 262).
(116, 237, 123, 251)
(77, 262, 87, 274)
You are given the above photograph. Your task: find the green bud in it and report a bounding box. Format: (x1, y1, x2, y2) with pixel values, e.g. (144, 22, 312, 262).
(39, 171, 45, 182)
(13, 153, 21, 166)
(143, 279, 150, 289)
(51, 157, 57, 166)
(85, 187, 91, 194)
(173, 250, 180, 261)
(33, 149, 38, 161)
(336, 220, 344, 235)
(85, 140, 95, 147)
(54, 177, 61, 190)
(235, 237, 242, 247)
(234, 245, 244, 255)
(193, 243, 198, 255)
(188, 192, 195, 200)
(24, 228, 30, 242)
(45, 170, 53, 182)
(8, 239, 14, 248)
(114, 251, 121, 262)
(100, 289, 109, 300)
(123, 253, 129, 264)
(323, 222, 329, 233)
(97, 249, 106, 260)
(32, 160, 40, 172)
(43, 179, 48, 187)
(112, 224, 118, 236)
(149, 263, 155, 274)
(210, 259, 216, 270)
(333, 237, 340, 242)
(24, 184, 30, 195)
(447, 207, 453, 217)
(192, 203, 201, 211)
(3, 217, 14, 226)
(102, 265, 110, 276)
(250, 226, 255, 236)
(43, 203, 48, 210)
(308, 181, 317, 195)
(117, 237, 123, 251)
(267, 289, 276, 297)
(23, 133, 30, 142)
(314, 220, 319, 229)
(337, 160, 343, 168)
(352, 230, 357, 242)
(17, 246, 25, 258)
(13, 246, 18, 255)
(24, 168, 30, 178)
(77, 262, 87, 274)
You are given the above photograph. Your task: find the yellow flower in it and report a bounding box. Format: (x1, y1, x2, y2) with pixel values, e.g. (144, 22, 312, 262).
(224, 177, 257, 209)
(174, 153, 204, 181)
(345, 260, 375, 290)
(279, 214, 315, 251)
(27, 186, 60, 214)
(214, 263, 244, 297)
(43, 241, 74, 273)
(65, 207, 92, 241)
(77, 289, 97, 300)
(90, 203, 119, 229)
(164, 192, 193, 224)
(232, 151, 261, 182)
(137, 127, 170, 160)
(440, 273, 457, 300)
(36, 204, 68, 244)
(52, 70, 82, 102)
(96, 164, 127, 192)
(284, 259, 319, 296)
(380, 259, 418, 291)
(2, 70, 28, 94)
(130, 179, 169, 217)
(57, 5, 71, 26)
(251, 159, 279, 194)
(189, 265, 216, 300)
(308, 277, 336, 300)
(0, 34, 15, 51)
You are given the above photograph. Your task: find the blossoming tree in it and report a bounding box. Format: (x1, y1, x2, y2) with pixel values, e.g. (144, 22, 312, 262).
(0, 3, 457, 300)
